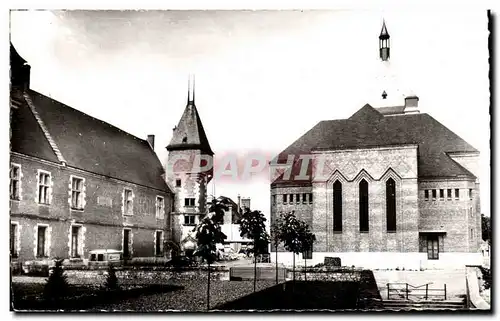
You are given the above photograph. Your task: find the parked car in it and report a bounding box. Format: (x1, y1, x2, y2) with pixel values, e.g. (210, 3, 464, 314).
(165, 255, 197, 268)
(88, 249, 123, 267)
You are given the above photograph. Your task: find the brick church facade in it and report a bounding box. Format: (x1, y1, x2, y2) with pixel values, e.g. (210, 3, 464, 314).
(9, 43, 174, 265)
(270, 22, 482, 270)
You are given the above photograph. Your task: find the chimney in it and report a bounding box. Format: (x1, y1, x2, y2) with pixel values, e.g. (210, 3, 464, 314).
(147, 135, 155, 149)
(404, 96, 420, 114)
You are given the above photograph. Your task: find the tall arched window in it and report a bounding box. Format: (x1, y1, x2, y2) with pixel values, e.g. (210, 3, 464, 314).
(333, 180, 342, 232)
(386, 178, 396, 232)
(359, 179, 369, 232)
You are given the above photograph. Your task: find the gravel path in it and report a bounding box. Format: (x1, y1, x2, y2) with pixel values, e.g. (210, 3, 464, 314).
(92, 279, 278, 311)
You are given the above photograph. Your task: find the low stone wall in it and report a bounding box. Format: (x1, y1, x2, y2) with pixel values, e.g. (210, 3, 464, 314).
(64, 266, 230, 285)
(287, 268, 363, 282)
(465, 265, 490, 310)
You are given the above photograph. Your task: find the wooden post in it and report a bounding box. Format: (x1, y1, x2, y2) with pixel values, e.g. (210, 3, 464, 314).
(444, 284, 447, 300)
(387, 283, 390, 299)
(406, 283, 409, 300)
(425, 284, 428, 300)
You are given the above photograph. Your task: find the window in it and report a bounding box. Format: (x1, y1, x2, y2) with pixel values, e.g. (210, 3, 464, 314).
(439, 189, 444, 201)
(156, 196, 165, 219)
(470, 228, 474, 240)
(296, 194, 300, 204)
(289, 194, 294, 203)
(309, 193, 313, 204)
(283, 194, 288, 204)
(184, 198, 195, 207)
(359, 179, 369, 232)
(427, 235, 439, 260)
(71, 177, 84, 210)
(302, 244, 313, 260)
(123, 229, 131, 259)
(37, 225, 48, 257)
(38, 171, 51, 204)
(155, 230, 163, 256)
(386, 178, 396, 232)
(455, 189, 459, 200)
(272, 195, 277, 206)
(10, 223, 18, 258)
(124, 189, 133, 215)
(302, 193, 307, 204)
(10, 164, 21, 200)
(184, 215, 196, 226)
(175, 179, 181, 187)
(333, 180, 342, 232)
(470, 207, 473, 217)
(71, 226, 81, 258)
(447, 189, 452, 200)
(469, 189, 473, 200)
(432, 189, 437, 201)
(424, 190, 429, 201)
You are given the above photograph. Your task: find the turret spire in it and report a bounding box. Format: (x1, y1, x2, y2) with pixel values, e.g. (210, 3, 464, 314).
(187, 74, 196, 106)
(379, 20, 390, 61)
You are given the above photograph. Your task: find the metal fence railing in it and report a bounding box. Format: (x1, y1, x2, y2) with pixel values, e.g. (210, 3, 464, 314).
(387, 282, 447, 301)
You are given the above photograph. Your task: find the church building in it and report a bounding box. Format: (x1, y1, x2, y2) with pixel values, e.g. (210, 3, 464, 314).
(270, 22, 482, 270)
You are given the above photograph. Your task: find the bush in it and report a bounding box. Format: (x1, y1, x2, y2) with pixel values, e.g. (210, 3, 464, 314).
(479, 266, 491, 289)
(105, 265, 119, 290)
(43, 259, 69, 301)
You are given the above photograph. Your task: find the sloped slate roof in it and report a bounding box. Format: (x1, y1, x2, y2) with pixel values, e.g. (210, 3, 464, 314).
(11, 89, 171, 192)
(272, 104, 477, 186)
(166, 102, 214, 155)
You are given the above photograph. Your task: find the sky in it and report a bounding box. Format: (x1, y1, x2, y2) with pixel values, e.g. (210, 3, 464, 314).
(9, 9, 490, 218)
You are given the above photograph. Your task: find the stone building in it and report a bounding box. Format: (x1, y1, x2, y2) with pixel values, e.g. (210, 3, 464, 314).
(270, 22, 482, 270)
(166, 76, 214, 256)
(9, 43, 174, 265)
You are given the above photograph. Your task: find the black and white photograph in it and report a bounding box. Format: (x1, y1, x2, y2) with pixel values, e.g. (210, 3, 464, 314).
(7, 6, 492, 312)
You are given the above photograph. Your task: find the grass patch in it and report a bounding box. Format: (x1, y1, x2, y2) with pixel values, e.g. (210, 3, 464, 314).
(11, 283, 183, 311)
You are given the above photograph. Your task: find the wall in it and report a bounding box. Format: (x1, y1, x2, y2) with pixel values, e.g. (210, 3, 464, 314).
(10, 153, 172, 262)
(418, 179, 480, 252)
(310, 145, 419, 253)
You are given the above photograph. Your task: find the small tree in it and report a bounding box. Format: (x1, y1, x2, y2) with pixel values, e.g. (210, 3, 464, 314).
(105, 264, 119, 290)
(298, 223, 316, 281)
(278, 211, 303, 284)
(44, 258, 69, 303)
(239, 208, 270, 292)
(193, 197, 228, 311)
(270, 214, 284, 285)
(482, 214, 491, 247)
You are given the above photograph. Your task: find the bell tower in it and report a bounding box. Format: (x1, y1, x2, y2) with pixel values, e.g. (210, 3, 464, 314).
(379, 20, 390, 61)
(166, 75, 214, 254)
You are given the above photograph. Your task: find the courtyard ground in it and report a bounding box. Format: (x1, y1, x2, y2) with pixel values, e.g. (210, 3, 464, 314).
(373, 269, 466, 300)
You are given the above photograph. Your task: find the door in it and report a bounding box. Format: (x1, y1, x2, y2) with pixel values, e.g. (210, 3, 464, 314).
(427, 235, 439, 260)
(155, 231, 162, 256)
(37, 226, 46, 257)
(123, 229, 130, 258)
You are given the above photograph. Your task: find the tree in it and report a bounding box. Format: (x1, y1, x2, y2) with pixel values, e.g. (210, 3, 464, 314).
(481, 214, 491, 246)
(105, 264, 119, 290)
(239, 208, 270, 292)
(298, 223, 316, 281)
(270, 214, 284, 285)
(44, 258, 69, 303)
(193, 197, 228, 311)
(278, 211, 304, 284)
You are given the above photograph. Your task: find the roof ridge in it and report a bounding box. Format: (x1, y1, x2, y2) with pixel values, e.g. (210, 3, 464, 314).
(23, 92, 67, 165)
(28, 89, 150, 145)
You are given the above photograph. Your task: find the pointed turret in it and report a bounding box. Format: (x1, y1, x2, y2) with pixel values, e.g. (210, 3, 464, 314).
(379, 20, 390, 61)
(166, 75, 214, 155)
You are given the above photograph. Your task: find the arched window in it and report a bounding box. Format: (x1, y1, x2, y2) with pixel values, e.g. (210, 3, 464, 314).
(333, 180, 342, 232)
(386, 178, 396, 232)
(359, 179, 369, 232)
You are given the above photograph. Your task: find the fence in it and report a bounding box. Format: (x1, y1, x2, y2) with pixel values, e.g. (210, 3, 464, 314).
(387, 282, 447, 301)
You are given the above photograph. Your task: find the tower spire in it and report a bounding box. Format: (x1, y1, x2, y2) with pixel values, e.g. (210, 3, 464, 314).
(379, 20, 390, 61)
(187, 74, 196, 106)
